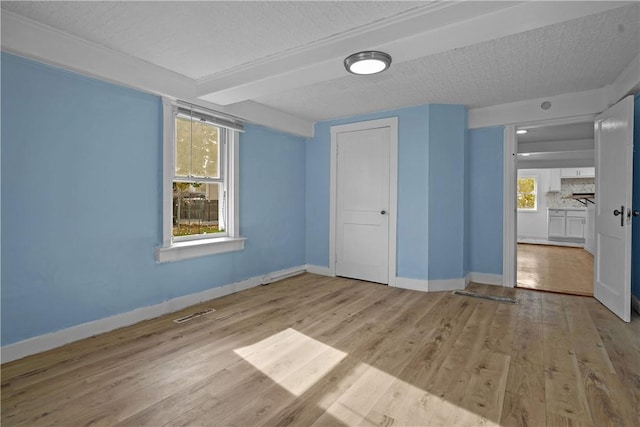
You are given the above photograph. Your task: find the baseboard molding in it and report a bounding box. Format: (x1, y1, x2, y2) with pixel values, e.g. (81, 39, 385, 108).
(1, 265, 305, 364)
(518, 237, 584, 248)
(394, 277, 468, 292)
(305, 264, 335, 277)
(467, 272, 504, 286)
(632, 294, 640, 316)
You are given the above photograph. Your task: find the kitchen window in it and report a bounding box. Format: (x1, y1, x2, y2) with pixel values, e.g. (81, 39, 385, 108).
(517, 176, 538, 211)
(156, 98, 246, 262)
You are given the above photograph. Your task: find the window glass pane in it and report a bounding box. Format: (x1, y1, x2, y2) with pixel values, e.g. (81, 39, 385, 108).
(175, 117, 220, 179)
(173, 182, 224, 237)
(517, 177, 536, 209)
(191, 120, 219, 178)
(175, 117, 191, 177)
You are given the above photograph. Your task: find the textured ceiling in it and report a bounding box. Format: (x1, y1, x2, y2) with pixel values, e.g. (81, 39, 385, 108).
(1, 1, 425, 80)
(255, 4, 640, 121)
(2, 1, 638, 123)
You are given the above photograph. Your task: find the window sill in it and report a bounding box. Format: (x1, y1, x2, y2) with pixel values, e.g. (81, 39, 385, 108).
(517, 209, 539, 213)
(156, 236, 247, 263)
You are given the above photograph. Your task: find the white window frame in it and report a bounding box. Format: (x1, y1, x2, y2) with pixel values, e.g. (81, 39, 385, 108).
(156, 98, 245, 263)
(516, 175, 538, 212)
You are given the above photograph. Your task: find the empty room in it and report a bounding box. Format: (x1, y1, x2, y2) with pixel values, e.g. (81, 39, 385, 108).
(2, 2, 639, 426)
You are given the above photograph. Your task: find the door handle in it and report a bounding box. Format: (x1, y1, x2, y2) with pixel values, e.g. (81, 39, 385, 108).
(380, 210, 386, 215)
(613, 205, 624, 227)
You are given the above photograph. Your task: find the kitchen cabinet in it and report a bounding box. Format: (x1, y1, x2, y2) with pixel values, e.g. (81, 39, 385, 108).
(566, 216, 586, 239)
(561, 167, 595, 178)
(548, 169, 561, 192)
(548, 208, 586, 241)
(548, 215, 566, 237)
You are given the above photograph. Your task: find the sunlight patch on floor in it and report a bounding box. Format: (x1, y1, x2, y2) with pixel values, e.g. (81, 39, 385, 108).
(235, 329, 491, 426)
(316, 363, 491, 426)
(234, 328, 347, 396)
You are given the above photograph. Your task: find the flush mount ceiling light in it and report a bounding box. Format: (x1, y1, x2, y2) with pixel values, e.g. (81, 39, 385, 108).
(344, 51, 392, 75)
(516, 129, 528, 134)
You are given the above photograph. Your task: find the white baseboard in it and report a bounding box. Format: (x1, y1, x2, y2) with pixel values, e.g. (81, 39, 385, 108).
(305, 264, 335, 277)
(518, 237, 584, 248)
(1, 265, 305, 364)
(632, 294, 640, 316)
(394, 277, 467, 292)
(262, 265, 306, 284)
(467, 272, 504, 286)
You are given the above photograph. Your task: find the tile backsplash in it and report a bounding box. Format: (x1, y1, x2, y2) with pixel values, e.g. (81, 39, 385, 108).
(546, 178, 595, 208)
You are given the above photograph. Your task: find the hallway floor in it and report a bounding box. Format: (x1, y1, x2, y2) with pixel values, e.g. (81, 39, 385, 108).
(517, 243, 594, 296)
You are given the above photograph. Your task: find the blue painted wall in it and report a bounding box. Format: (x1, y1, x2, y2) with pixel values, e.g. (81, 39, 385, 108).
(632, 93, 640, 301)
(305, 106, 431, 279)
(0, 53, 306, 346)
(467, 127, 504, 275)
(427, 105, 467, 280)
(305, 105, 470, 281)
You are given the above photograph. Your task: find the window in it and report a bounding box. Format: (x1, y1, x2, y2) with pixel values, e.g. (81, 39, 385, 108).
(156, 99, 246, 262)
(517, 176, 537, 211)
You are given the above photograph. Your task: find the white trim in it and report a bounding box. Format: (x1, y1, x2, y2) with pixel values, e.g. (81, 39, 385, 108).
(227, 130, 240, 238)
(505, 116, 599, 288)
(1, 265, 305, 363)
(467, 272, 504, 287)
(157, 98, 245, 262)
(394, 277, 468, 293)
(607, 53, 640, 107)
(161, 98, 175, 248)
(261, 266, 307, 285)
(503, 125, 517, 288)
(632, 294, 640, 316)
(329, 117, 399, 285)
(156, 237, 247, 263)
(305, 265, 335, 277)
(468, 88, 608, 130)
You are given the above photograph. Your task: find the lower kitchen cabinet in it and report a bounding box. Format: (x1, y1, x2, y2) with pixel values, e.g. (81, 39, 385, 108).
(548, 208, 586, 241)
(566, 216, 586, 239)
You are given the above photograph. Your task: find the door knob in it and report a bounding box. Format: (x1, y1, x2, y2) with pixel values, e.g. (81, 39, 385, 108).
(633, 210, 639, 217)
(380, 210, 386, 215)
(613, 205, 624, 227)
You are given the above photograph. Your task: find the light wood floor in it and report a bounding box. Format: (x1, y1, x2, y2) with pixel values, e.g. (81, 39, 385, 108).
(2, 274, 638, 426)
(517, 244, 594, 296)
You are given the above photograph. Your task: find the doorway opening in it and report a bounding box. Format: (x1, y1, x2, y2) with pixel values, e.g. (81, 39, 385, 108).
(513, 121, 596, 296)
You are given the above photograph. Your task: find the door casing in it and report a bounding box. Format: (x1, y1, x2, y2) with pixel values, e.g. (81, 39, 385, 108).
(502, 114, 597, 287)
(329, 117, 398, 286)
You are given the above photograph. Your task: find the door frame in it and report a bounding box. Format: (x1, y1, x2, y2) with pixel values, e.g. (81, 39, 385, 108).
(502, 114, 597, 287)
(329, 117, 398, 286)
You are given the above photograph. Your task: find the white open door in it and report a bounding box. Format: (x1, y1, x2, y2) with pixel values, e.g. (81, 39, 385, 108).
(594, 95, 634, 322)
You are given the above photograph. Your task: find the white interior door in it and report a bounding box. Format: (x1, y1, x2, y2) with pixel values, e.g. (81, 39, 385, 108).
(336, 126, 390, 284)
(594, 95, 634, 322)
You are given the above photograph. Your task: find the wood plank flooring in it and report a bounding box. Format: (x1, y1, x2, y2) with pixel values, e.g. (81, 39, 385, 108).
(2, 274, 638, 426)
(517, 243, 594, 296)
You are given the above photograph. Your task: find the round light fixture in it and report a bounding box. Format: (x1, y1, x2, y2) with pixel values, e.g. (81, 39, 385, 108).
(344, 51, 392, 75)
(516, 129, 528, 134)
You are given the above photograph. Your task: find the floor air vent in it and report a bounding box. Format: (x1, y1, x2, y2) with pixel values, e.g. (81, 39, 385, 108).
(453, 290, 517, 304)
(173, 307, 216, 324)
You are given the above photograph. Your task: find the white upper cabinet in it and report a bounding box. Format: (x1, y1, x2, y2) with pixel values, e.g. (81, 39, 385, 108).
(561, 167, 595, 178)
(548, 169, 561, 192)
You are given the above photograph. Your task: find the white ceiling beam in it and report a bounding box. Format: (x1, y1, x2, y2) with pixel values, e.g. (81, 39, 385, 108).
(196, 1, 631, 105)
(518, 139, 594, 154)
(605, 53, 640, 106)
(0, 11, 315, 138)
(468, 88, 607, 129)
